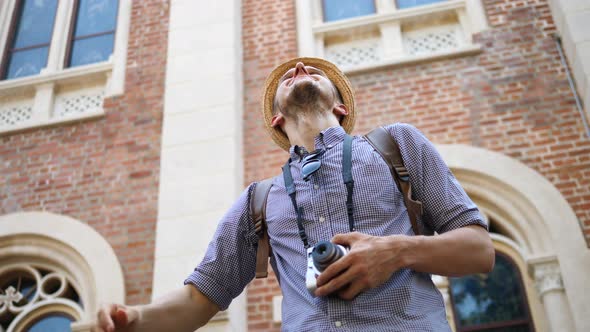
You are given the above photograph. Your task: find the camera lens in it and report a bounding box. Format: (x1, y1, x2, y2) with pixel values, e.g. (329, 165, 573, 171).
(312, 241, 344, 272)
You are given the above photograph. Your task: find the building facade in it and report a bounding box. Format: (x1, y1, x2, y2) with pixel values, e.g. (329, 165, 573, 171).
(0, 0, 589, 331)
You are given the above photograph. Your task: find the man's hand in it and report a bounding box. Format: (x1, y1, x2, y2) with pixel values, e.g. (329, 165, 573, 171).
(314, 226, 494, 300)
(314, 232, 412, 300)
(93, 303, 140, 332)
(91, 286, 219, 332)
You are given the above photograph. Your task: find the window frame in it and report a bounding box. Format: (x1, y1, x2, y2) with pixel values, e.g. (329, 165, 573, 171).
(64, 0, 120, 69)
(0, 0, 131, 135)
(22, 312, 77, 332)
(0, 0, 61, 80)
(395, 0, 448, 10)
(296, 0, 488, 74)
(448, 251, 536, 332)
(321, 0, 377, 23)
(0, 0, 21, 79)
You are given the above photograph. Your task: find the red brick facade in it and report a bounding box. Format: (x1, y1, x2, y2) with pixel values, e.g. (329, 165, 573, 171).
(0, 0, 169, 305)
(242, 0, 590, 330)
(1, 0, 588, 328)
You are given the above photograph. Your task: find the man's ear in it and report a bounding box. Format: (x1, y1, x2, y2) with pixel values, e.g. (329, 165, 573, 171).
(271, 113, 285, 128)
(333, 104, 348, 123)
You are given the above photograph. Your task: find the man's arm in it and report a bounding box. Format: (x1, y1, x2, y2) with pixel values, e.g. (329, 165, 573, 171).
(94, 285, 219, 332)
(314, 225, 494, 300)
(407, 225, 494, 275)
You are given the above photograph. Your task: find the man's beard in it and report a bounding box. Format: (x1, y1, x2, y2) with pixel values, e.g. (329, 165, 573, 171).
(281, 80, 327, 120)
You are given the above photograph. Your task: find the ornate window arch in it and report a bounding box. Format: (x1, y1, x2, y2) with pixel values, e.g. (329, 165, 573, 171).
(0, 212, 124, 332)
(434, 144, 588, 332)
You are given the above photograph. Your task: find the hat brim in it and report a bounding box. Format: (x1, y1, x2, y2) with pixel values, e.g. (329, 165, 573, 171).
(262, 57, 356, 151)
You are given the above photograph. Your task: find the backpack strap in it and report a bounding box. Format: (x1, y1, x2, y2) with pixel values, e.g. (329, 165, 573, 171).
(364, 127, 423, 235)
(250, 178, 274, 278)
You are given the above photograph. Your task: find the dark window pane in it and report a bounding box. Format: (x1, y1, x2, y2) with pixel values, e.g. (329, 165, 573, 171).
(28, 314, 73, 332)
(5, 47, 49, 79)
(0, 273, 37, 305)
(12, 0, 58, 49)
(69, 33, 114, 67)
(323, 0, 375, 22)
(450, 254, 529, 328)
(397, 0, 446, 10)
(74, 0, 118, 37)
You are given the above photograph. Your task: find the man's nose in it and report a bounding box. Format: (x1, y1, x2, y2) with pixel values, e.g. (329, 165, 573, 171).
(293, 62, 310, 78)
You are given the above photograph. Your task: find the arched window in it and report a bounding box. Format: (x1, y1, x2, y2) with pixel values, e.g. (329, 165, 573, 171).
(0, 263, 84, 331)
(0, 212, 125, 332)
(449, 251, 535, 332)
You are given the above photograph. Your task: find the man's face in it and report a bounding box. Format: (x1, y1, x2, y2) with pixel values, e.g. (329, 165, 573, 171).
(274, 62, 340, 119)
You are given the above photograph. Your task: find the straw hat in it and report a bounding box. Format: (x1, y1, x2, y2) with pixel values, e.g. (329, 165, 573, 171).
(262, 57, 356, 151)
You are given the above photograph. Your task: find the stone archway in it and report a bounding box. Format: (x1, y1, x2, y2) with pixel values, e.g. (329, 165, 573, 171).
(0, 211, 125, 330)
(437, 144, 590, 332)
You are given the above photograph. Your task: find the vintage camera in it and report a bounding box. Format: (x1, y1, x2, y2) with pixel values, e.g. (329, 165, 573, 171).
(306, 241, 349, 295)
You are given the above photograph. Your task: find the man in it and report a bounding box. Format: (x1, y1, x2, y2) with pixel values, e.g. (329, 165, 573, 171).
(94, 57, 494, 332)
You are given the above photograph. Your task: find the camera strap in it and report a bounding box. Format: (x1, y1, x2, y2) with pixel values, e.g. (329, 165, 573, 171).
(282, 134, 355, 249)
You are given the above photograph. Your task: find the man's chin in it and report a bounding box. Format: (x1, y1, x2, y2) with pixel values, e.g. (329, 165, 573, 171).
(287, 80, 321, 106)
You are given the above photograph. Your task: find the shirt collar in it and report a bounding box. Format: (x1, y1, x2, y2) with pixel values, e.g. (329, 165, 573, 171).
(288, 126, 346, 161)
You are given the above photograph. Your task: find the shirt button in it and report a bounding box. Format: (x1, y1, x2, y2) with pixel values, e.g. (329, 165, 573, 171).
(327, 144, 333, 148)
(335, 321, 342, 327)
(314, 184, 319, 190)
(319, 216, 325, 222)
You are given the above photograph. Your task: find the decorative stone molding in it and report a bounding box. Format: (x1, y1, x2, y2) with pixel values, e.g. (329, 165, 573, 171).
(438, 144, 589, 330)
(528, 256, 576, 331)
(0, 263, 84, 331)
(0, 211, 125, 330)
(529, 256, 564, 297)
(0, 104, 33, 129)
(295, 0, 487, 72)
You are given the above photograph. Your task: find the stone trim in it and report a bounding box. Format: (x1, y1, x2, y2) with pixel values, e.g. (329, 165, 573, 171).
(528, 256, 564, 296)
(6, 298, 83, 332)
(295, 0, 488, 72)
(437, 144, 590, 331)
(547, 0, 590, 120)
(0, 211, 125, 325)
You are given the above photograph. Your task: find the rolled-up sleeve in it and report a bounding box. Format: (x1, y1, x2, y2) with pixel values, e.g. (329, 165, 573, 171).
(386, 123, 488, 234)
(184, 183, 259, 310)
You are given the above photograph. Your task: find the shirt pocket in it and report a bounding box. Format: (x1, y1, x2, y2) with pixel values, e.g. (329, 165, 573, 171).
(352, 149, 410, 235)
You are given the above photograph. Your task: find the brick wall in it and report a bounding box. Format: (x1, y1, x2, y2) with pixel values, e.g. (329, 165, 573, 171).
(0, 0, 169, 305)
(242, 0, 590, 330)
(242, 0, 297, 329)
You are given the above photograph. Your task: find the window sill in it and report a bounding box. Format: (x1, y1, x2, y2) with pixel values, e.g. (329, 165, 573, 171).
(0, 61, 113, 97)
(342, 44, 482, 75)
(313, 0, 466, 35)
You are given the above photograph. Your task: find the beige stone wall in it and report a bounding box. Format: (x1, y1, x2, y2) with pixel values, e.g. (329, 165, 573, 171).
(548, 0, 590, 119)
(153, 0, 245, 330)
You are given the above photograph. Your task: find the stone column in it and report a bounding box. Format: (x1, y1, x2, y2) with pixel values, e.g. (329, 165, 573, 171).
(529, 257, 575, 332)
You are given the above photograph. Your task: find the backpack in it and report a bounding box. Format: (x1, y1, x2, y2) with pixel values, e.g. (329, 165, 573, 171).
(251, 126, 423, 278)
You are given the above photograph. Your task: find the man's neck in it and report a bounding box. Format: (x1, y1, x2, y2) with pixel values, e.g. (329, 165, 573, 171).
(283, 113, 340, 151)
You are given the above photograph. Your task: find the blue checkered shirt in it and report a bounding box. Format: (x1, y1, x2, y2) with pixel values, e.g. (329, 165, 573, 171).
(185, 123, 487, 331)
